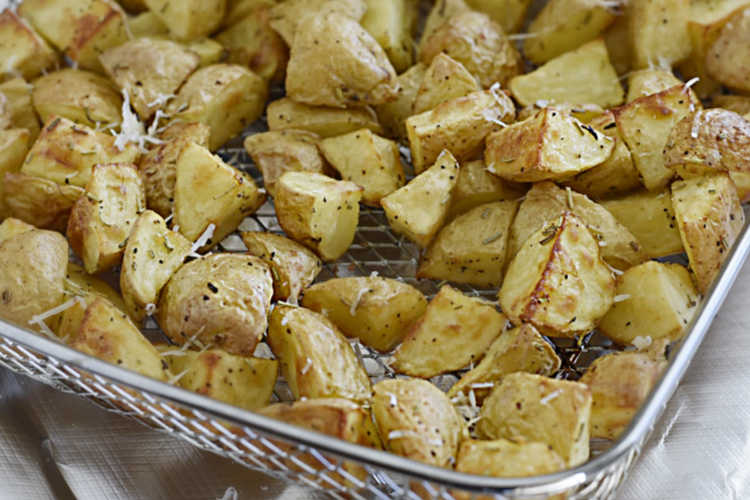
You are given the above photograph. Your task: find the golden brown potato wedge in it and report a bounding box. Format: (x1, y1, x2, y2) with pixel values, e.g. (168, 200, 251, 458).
(266, 97, 383, 138)
(628, 0, 690, 69)
(361, 0, 417, 73)
(457, 438, 565, 477)
(2, 172, 84, 232)
(142, 0, 226, 41)
(374, 63, 425, 141)
(1, 78, 39, 141)
(412, 54, 479, 115)
(448, 159, 525, 219)
(0, 9, 59, 81)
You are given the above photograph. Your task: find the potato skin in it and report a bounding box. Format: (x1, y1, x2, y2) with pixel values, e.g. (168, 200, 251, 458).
(361, 0, 417, 73)
(3, 172, 84, 233)
(158, 254, 273, 356)
(0, 10, 59, 80)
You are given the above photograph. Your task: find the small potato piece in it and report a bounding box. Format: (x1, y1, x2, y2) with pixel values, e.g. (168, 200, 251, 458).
(420, 0, 470, 44)
(319, 129, 405, 206)
(174, 142, 265, 248)
(161, 348, 277, 410)
(672, 173, 745, 292)
(712, 94, 750, 115)
(267, 97, 383, 138)
(128, 11, 168, 37)
(21, 116, 139, 188)
(420, 11, 520, 89)
(705, 6, 750, 92)
(626, 69, 686, 103)
(418, 201, 518, 287)
(100, 38, 200, 120)
(269, 0, 367, 46)
(407, 88, 516, 174)
(0, 129, 31, 208)
(457, 439, 565, 477)
(142, 0, 226, 41)
(599, 261, 698, 346)
(391, 285, 507, 377)
(500, 213, 615, 337)
(0, 10, 58, 80)
(412, 54, 480, 115)
(477, 373, 592, 467)
(0, 218, 34, 244)
(3, 172, 84, 232)
(243, 130, 327, 197)
(465, 0, 532, 33)
(0, 78, 39, 141)
(274, 172, 362, 261)
(361, 0, 417, 73)
(64, 262, 127, 313)
(167, 64, 268, 151)
(486, 107, 614, 183)
(509, 39, 624, 108)
(448, 324, 561, 403)
(241, 231, 322, 303)
(268, 304, 371, 402)
(72, 297, 168, 381)
(580, 351, 667, 439)
(372, 379, 464, 468)
(184, 39, 226, 69)
(301, 276, 427, 352)
(448, 159, 526, 218)
(158, 254, 273, 355)
(120, 211, 191, 321)
(32, 69, 123, 128)
(375, 63, 425, 141)
(628, 0, 690, 69)
(381, 150, 459, 247)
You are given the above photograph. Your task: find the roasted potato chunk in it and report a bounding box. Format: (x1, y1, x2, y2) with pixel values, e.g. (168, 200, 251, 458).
(711, 94, 750, 115)
(407, 88, 515, 173)
(268, 304, 371, 402)
(320, 129, 405, 206)
(67, 164, 145, 274)
(705, 6, 750, 92)
(0, 78, 39, 141)
(0, 128, 31, 217)
(599, 261, 698, 346)
(167, 64, 268, 151)
(374, 63, 425, 141)
(465, 0, 532, 33)
(391, 285, 507, 377)
(509, 40, 623, 108)
(184, 38, 225, 69)
(457, 438, 565, 477)
(418, 201, 518, 287)
(448, 159, 525, 218)
(500, 213, 615, 337)
(274, 172, 362, 261)
(142, 0, 226, 41)
(580, 350, 667, 439)
(0, 9, 58, 80)
(372, 379, 464, 468)
(477, 373, 592, 467)
(628, 0, 690, 69)
(64, 262, 127, 314)
(268, 0, 367, 46)
(412, 54, 479, 115)
(361, 0, 417, 73)
(486, 107, 614, 183)
(420, 0, 470, 44)
(672, 173, 745, 292)
(2, 172, 84, 232)
(301, 276, 427, 352)
(0, 218, 34, 244)
(240, 231, 322, 303)
(158, 254, 273, 355)
(626, 69, 686, 103)
(604, 13, 630, 76)
(381, 150, 459, 247)
(128, 10, 168, 37)
(267, 97, 383, 138)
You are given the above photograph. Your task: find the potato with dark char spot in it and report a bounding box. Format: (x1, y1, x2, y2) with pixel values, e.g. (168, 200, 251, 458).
(0, 10, 59, 81)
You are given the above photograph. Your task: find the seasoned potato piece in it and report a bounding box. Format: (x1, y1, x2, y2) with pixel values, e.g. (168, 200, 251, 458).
(268, 304, 371, 402)
(3, 172, 84, 232)
(64, 262, 127, 313)
(626, 69, 685, 103)
(500, 213, 615, 337)
(705, 6, 750, 92)
(0, 128, 30, 190)
(418, 201, 518, 287)
(374, 63, 426, 141)
(301, 276, 427, 352)
(420, 11, 520, 89)
(142, 0, 226, 41)
(599, 261, 698, 346)
(0, 218, 34, 244)
(269, 0, 366, 46)
(128, 10, 168, 37)
(100, 38, 200, 120)
(32, 69, 123, 128)
(614, 85, 698, 191)
(391, 285, 507, 377)
(0, 229, 67, 329)
(509, 39, 624, 108)
(161, 348, 277, 410)
(508, 182, 646, 270)
(21, 116, 139, 188)
(320, 129, 405, 206)
(285, 12, 398, 108)
(604, 14, 631, 76)
(580, 351, 667, 439)
(158, 254, 273, 355)
(457, 439, 565, 477)
(184, 39, 226, 68)
(138, 121, 211, 217)
(412, 54, 479, 115)
(173, 142, 266, 247)
(407, 88, 515, 174)
(449, 159, 525, 218)
(0, 78, 39, 141)
(372, 379, 464, 468)
(267, 97, 383, 138)
(672, 173, 745, 292)
(120, 211, 191, 321)
(274, 172, 362, 261)
(448, 324, 561, 403)
(67, 164, 145, 274)
(381, 150, 459, 247)
(486, 107, 614, 183)
(420, 0, 470, 44)
(71, 297, 168, 380)
(167, 64, 268, 151)
(241, 231, 322, 302)
(712, 94, 750, 115)
(361, 0, 417, 73)
(628, 0, 690, 69)
(0, 10, 58, 80)
(477, 373, 592, 467)
(465, 0, 532, 33)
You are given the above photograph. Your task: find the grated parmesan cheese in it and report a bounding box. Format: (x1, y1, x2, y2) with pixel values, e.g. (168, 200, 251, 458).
(349, 287, 369, 316)
(188, 223, 216, 258)
(469, 382, 494, 389)
(145, 303, 156, 316)
(111, 90, 162, 153)
(540, 389, 562, 405)
(632, 335, 653, 350)
(613, 294, 631, 303)
(28, 296, 86, 326)
(167, 368, 190, 385)
(386, 391, 398, 407)
(300, 357, 312, 375)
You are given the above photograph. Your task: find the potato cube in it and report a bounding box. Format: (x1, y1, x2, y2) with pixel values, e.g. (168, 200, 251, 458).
(448, 159, 525, 218)
(626, 69, 686, 103)
(64, 262, 128, 314)
(457, 439, 565, 477)
(486, 107, 614, 183)
(628, 0, 690, 69)
(274, 172, 362, 261)
(128, 11, 168, 37)
(0, 128, 29, 180)
(185, 39, 225, 68)
(0, 78, 39, 141)
(412, 54, 479, 115)
(320, 129, 405, 206)
(361, 0, 417, 73)
(375, 63, 426, 141)
(301, 276, 427, 352)
(604, 14, 631, 76)
(509, 39, 624, 108)
(381, 150, 459, 247)
(391, 285, 507, 377)
(67, 163, 145, 274)
(267, 97, 383, 138)
(0, 10, 58, 80)
(418, 200, 518, 287)
(269, 0, 367, 46)
(0, 218, 34, 244)
(142, 0, 226, 41)
(268, 304, 371, 402)
(3, 172, 84, 232)
(465, 0, 532, 33)
(672, 173, 745, 292)
(420, 0, 470, 45)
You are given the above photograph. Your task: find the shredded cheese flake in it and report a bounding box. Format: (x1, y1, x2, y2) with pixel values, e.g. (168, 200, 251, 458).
(112, 90, 163, 153)
(386, 391, 398, 407)
(632, 335, 653, 350)
(300, 357, 312, 375)
(540, 390, 562, 405)
(29, 296, 85, 326)
(349, 287, 369, 316)
(189, 223, 216, 258)
(167, 368, 190, 385)
(145, 303, 157, 316)
(469, 382, 494, 389)
(614, 294, 631, 303)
